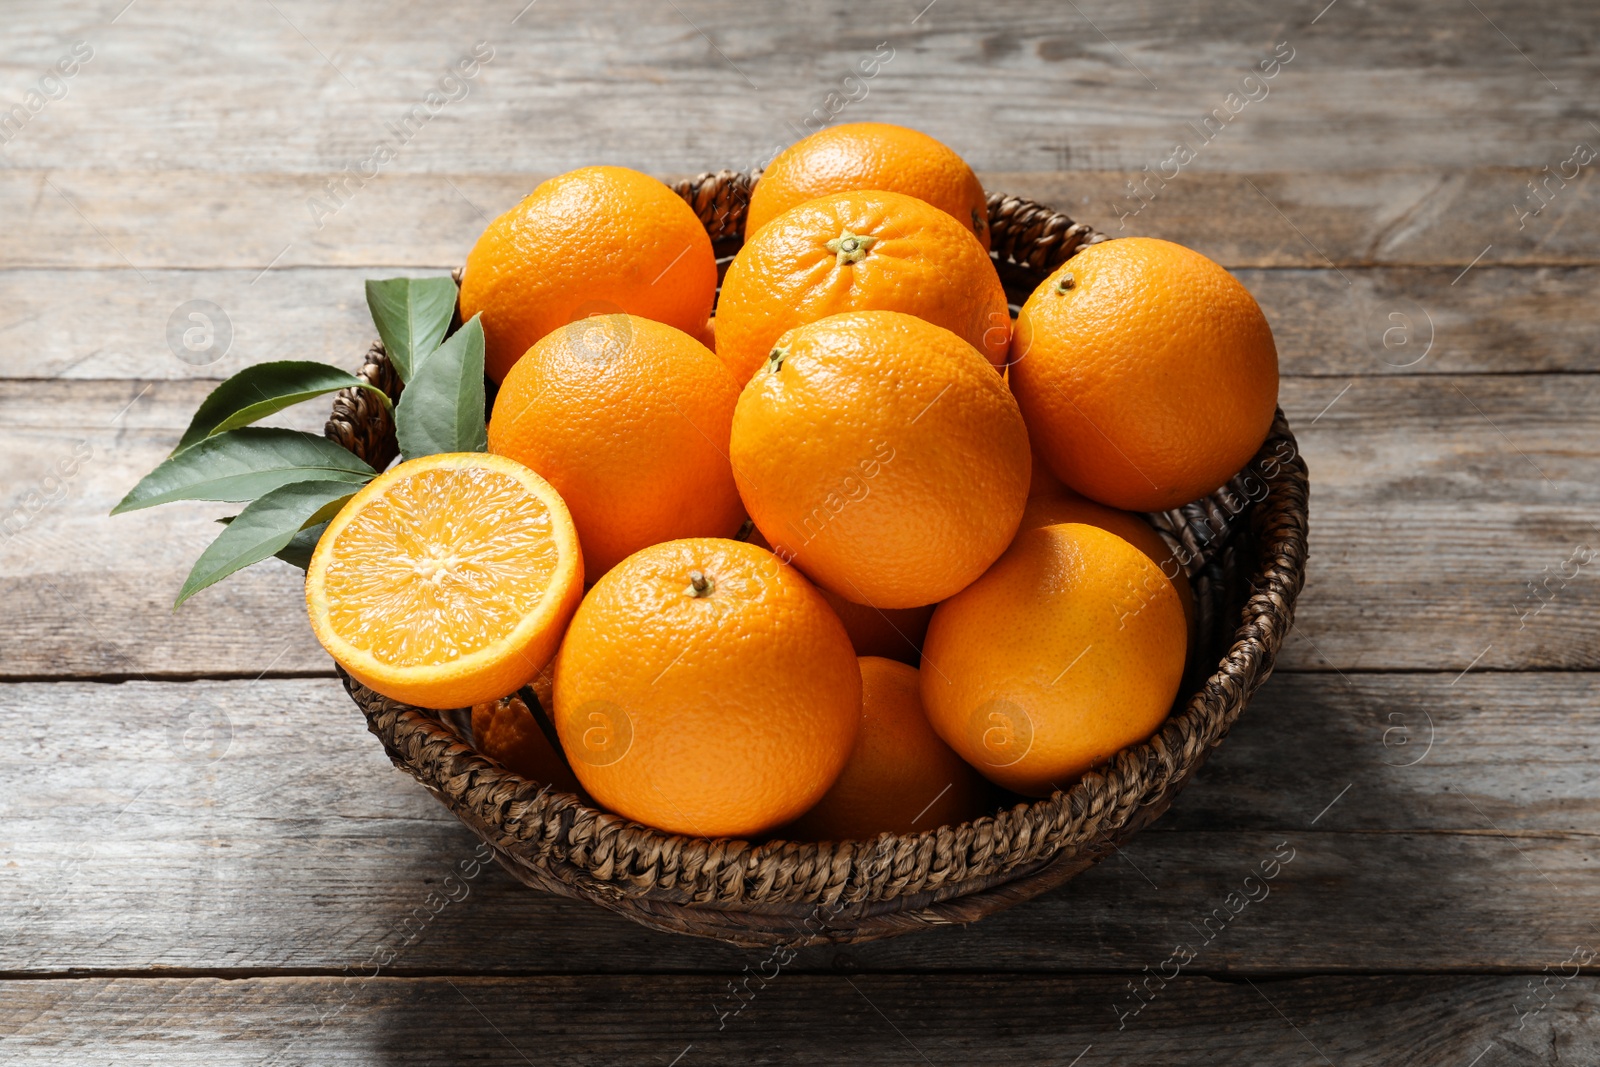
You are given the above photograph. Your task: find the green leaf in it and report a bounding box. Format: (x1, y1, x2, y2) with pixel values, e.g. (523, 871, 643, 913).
(113, 428, 375, 514)
(365, 276, 458, 383)
(178, 481, 357, 606)
(275, 521, 328, 569)
(395, 314, 488, 460)
(175, 361, 390, 454)
(216, 517, 327, 570)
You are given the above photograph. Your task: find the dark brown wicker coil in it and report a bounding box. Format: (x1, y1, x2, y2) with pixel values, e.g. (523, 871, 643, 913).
(324, 171, 1309, 948)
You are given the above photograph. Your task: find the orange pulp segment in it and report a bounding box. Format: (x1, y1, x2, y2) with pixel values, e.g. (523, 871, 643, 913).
(306, 452, 583, 709)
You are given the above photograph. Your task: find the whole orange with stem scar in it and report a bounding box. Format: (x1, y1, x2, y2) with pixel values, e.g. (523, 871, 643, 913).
(1009, 237, 1279, 512)
(730, 310, 1030, 609)
(552, 538, 861, 838)
(715, 190, 1011, 385)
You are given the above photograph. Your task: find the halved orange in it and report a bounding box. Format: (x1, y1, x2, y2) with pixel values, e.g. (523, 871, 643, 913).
(306, 452, 583, 709)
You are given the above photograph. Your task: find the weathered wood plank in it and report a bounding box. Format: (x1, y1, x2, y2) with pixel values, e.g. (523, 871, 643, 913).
(1002, 168, 1600, 269)
(1284, 371, 1600, 673)
(3, 675, 1598, 976)
(6, 167, 1600, 272)
(2, 0, 1595, 178)
(1248, 266, 1600, 377)
(3, 373, 1597, 676)
(0, 268, 434, 382)
(2, 974, 1595, 1064)
(1165, 672, 1600, 835)
(7, 265, 1597, 382)
(0, 381, 327, 680)
(1, 0, 1592, 1028)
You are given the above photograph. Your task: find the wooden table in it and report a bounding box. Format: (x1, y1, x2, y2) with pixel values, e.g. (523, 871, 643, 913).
(5, 0, 1597, 1061)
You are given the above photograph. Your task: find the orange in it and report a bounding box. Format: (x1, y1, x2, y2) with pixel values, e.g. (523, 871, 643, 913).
(306, 453, 583, 710)
(693, 317, 717, 352)
(730, 311, 1031, 609)
(460, 166, 717, 382)
(528, 650, 555, 712)
(818, 590, 934, 665)
(488, 314, 746, 579)
(715, 190, 1011, 384)
(920, 523, 1186, 796)
(1027, 440, 1063, 498)
(552, 538, 861, 838)
(1018, 487, 1196, 638)
(471, 692, 582, 794)
(747, 123, 990, 249)
(746, 526, 932, 663)
(787, 657, 984, 840)
(1017, 406, 1064, 498)
(1009, 237, 1279, 511)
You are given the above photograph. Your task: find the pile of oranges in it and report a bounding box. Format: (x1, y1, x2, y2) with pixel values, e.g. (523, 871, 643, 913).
(305, 123, 1280, 842)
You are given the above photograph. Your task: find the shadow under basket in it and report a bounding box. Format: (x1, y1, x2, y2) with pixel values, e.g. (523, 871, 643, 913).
(323, 171, 1311, 949)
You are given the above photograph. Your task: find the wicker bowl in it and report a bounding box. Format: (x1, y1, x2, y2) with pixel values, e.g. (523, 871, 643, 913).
(323, 171, 1309, 948)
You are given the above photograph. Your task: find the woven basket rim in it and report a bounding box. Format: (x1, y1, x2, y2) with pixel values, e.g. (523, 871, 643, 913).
(326, 172, 1310, 946)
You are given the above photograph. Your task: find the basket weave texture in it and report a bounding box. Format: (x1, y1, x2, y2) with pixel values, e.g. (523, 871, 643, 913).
(324, 171, 1310, 948)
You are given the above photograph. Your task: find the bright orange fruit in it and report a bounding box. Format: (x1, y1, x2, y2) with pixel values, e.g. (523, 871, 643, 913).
(746, 525, 932, 663)
(306, 453, 583, 710)
(920, 523, 1186, 796)
(1018, 487, 1196, 639)
(747, 122, 991, 249)
(552, 538, 861, 838)
(488, 315, 745, 580)
(715, 190, 1011, 384)
(1010, 237, 1279, 511)
(472, 692, 582, 794)
(1027, 440, 1063, 498)
(787, 657, 984, 840)
(818, 590, 935, 666)
(460, 166, 717, 382)
(730, 311, 1031, 609)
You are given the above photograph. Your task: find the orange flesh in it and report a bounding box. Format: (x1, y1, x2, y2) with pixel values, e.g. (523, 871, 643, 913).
(321, 465, 561, 666)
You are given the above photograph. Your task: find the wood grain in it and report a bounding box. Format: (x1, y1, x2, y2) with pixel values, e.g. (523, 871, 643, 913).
(1285, 371, 1600, 672)
(4, 0, 1598, 1050)
(0, 268, 438, 382)
(4, 374, 1596, 677)
(3, 675, 1598, 976)
(1003, 168, 1600, 270)
(2, 974, 1596, 1064)
(0, 380, 325, 681)
(2, 0, 1594, 177)
(7, 266, 1598, 382)
(1246, 266, 1600, 377)
(8, 167, 1598, 272)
